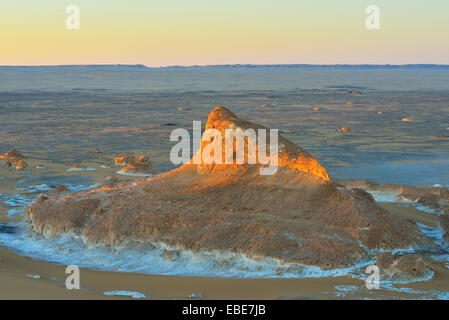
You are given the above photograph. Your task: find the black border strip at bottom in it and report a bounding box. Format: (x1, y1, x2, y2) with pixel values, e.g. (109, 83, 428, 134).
(0, 300, 444, 318)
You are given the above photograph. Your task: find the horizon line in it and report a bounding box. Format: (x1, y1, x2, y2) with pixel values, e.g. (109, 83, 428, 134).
(1, 63, 449, 69)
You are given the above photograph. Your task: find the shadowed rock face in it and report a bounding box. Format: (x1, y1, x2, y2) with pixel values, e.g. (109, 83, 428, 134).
(337, 179, 449, 213)
(25, 107, 427, 268)
(1, 149, 25, 168)
(0, 149, 23, 160)
(338, 179, 449, 242)
(15, 159, 28, 170)
(114, 153, 135, 165)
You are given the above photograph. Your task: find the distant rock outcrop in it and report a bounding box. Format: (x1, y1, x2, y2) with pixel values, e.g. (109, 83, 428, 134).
(15, 160, 28, 170)
(1, 149, 25, 168)
(114, 153, 156, 175)
(114, 153, 135, 165)
(135, 156, 149, 163)
(337, 127, 351, 133)
(71, 164, 87, 169)
(25, 107, 429, 269)
(0, 149, 23, 160)
(115, 154, 151, 166)
(200, 106, 329, 181)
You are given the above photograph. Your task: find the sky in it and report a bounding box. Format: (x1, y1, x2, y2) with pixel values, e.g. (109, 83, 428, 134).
(1, 0, 449, 66)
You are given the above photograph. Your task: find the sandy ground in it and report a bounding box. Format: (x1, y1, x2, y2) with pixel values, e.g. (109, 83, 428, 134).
(0, 202, 448, 300)
(0, 246, 359, 300)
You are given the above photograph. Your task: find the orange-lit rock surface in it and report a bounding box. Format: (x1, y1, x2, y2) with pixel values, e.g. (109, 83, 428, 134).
(1, 149, 25, 167)
(337, 127, 351, 133)
(115, 154, 151, 166)
(337, 179, 449, 212)
(15, 159, 28, 170)
(135, 155, 149, 163)
(376, 252, 430, 281)
(199, 106, 329, 181)
(25, 107, 429, 268)
(114, 153, 135, 165)
(0, 149, 23, 160)
(71, 164, 87, 169)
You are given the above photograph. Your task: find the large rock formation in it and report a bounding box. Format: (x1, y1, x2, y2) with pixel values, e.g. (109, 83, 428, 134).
(115, 154, 159, 175)
(338, 179, 449, 242)
(25, 107, 428, 268)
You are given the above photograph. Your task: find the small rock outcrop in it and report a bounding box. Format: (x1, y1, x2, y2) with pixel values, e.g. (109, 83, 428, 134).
(115, 154, 151, 166)
(114, 154, 156, 175)
(376, 252, 430, 282)
(119, 163, 160, 176)
(15, 160, 28, 170)
(200, 106, 330, 181)
(337, 127, 351, 133)
(338, 179, 449, 242)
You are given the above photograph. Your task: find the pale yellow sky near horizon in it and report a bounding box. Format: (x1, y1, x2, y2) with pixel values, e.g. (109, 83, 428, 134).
(1, 0, 449, 66)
